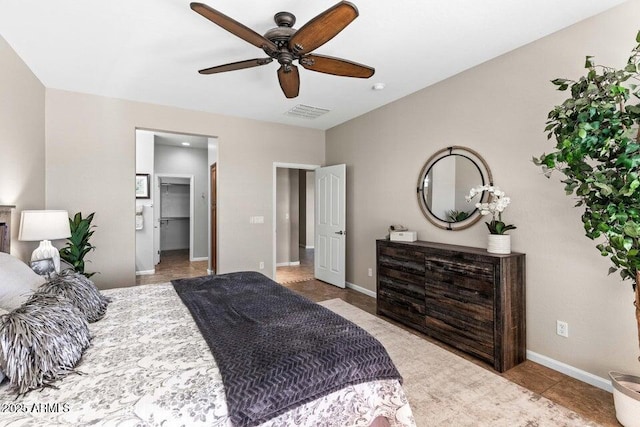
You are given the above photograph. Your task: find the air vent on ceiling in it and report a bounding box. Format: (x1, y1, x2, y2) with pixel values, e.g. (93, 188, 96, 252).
(285, 104, 330, 120)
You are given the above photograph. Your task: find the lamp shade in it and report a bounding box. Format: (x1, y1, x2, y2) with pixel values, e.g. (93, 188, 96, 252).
(18, 210, 71, 241)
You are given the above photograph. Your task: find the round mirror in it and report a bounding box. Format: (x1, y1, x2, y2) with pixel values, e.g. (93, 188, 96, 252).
(417, 146, 492, 230)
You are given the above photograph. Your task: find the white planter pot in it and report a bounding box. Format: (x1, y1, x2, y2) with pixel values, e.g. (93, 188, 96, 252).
(610, 371, 640, 427)
(487, 234, 511, 254)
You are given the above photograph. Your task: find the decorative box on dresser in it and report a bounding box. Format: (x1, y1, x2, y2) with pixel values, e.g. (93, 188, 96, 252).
(376, 239, 526, 372)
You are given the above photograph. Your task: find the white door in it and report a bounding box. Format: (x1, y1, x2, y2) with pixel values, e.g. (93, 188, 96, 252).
(315, 164, 346, 288)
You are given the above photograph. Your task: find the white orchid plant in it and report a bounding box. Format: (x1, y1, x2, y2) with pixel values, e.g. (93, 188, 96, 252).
(466, 185, 516, 235)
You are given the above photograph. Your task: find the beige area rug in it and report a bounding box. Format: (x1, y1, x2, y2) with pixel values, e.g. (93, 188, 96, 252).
(319, 299, 597, 427)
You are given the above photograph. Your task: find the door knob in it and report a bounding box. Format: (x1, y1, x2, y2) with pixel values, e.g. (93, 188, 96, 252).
(334, 230, 346, 235)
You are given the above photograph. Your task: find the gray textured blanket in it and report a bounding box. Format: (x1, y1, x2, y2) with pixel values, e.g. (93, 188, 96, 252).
(172, 271, 401, 427)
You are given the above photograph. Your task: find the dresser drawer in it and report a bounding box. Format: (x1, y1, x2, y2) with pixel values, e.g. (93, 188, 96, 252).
(424, 315, 494, 364)
(377, 294, 426, 331)
(425, 279, 493, 322)
(378, 269, 425, 304)
(378, 245, 426, 275)
(425, 256, 494, 283)
(425, 258, 495, 301)
(378, 267, 424, 297)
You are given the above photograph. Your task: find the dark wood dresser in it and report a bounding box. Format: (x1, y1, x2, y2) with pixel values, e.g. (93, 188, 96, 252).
(376, 239, 526, 372)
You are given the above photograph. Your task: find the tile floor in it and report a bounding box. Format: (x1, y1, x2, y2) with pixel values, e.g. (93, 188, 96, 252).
(136, 249, 619, 426)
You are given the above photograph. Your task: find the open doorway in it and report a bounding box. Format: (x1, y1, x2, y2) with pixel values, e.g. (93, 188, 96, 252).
(135, 129, 217, 285)
(273, 163, 318, 284)
(156, 174, 194, 264)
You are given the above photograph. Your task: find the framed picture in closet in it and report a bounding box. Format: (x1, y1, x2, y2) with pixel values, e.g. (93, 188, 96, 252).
(136, 174, 151, 199)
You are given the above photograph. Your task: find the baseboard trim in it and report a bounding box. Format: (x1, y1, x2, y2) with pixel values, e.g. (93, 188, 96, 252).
(335, 284, 613, 392)
(207, 269, 215, 275)
(346, 281, 377, 298)
(191, 257, 208, 262)
(526, 350, 612, 393)
(276, 261, 301, 267)
(135, 269, 155, 276)
(341, 283, 614, 394)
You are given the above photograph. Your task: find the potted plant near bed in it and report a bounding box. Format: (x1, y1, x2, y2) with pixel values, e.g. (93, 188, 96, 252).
(59, 212, 97, 278)
(533, 32, 640, 427)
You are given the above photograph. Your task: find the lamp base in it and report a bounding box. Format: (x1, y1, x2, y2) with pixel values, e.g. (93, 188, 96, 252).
(31, 240, 61, 273)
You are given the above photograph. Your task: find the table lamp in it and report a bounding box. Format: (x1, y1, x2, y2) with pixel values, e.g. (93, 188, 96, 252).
(18, 210, 71, 273)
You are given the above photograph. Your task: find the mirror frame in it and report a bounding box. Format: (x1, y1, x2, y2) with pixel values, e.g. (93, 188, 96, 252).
(416, 146, 493, 231)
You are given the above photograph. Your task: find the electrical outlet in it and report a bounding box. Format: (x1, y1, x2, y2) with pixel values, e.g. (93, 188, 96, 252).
(556, 320, 569, 338)
(259, 261, 264, 270)
(367, 268, 373, 277)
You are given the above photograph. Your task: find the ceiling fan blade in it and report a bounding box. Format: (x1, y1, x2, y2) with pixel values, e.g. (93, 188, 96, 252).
(191, 2, 277, 52)
(198, 58, 273, 74)
(278, 65, 300, 98)
(288, 1, 358, 55)
(300, 54, 374, 78)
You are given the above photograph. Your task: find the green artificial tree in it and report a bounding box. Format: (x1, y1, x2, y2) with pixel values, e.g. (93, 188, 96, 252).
(534, 32, 640, 358)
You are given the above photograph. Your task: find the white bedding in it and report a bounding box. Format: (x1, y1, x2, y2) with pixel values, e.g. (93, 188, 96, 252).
(0, 283, 414, 426)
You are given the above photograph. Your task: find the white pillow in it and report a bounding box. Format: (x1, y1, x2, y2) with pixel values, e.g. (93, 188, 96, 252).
(0, 252, 45, 311)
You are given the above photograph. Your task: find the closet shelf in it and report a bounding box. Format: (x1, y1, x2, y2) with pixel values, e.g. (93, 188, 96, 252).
(160, 216, 189, 220)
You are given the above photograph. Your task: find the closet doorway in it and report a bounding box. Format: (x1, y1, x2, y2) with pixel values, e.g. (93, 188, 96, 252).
(156, 174, 194, 264)
(135, 129, 217, 284)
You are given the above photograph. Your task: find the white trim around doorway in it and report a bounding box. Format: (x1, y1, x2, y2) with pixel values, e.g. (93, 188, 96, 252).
(272, 162, 320, 279)
(155, 173, 195, 262)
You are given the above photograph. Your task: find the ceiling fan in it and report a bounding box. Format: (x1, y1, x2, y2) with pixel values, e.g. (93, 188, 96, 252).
(190, 1, 375, 98)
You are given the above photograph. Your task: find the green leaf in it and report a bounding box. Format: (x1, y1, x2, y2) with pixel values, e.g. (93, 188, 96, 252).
(624, 222, 640, 238)
(585, 56, 595, 68)
(593, 182, 613, 196)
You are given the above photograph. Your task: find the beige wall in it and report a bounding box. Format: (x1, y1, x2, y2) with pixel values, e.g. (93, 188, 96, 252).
(289, 169, 300, 262)
(45, 89, 324, 289)
(305, 171, 315, 247)
(326, 1, 640, 379)
(276, 168, 291, 264)
(0, 36, 46, 260)
(155, 144, 209, 257)
(298, 170, 315, 248)
(276, 168, 300, 265)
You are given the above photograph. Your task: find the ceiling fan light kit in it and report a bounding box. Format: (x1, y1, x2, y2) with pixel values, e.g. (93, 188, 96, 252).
(190, 1, 375, 98)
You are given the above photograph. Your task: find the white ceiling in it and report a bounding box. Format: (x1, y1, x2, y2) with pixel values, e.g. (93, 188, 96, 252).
(0, 0, 628, 130)
(152, 131, 210, 150)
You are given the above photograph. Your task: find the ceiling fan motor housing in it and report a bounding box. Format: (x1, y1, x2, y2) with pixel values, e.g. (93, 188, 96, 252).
(264, 12, 298, 53)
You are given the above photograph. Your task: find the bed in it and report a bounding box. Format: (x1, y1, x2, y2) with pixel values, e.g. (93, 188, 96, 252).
(0, 254, 415, 426)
